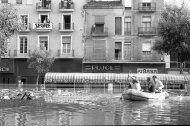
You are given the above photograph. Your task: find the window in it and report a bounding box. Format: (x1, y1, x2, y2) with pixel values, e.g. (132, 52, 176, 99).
(62, 36, 71, 53)
(20, 15, 28, 30)
(16, 0, 22, 4)
(93, 16, 105, 34)
(115, 42, 122, 60)
(124, 41, 131, 60)
(39, 36, 48, 50)
(19, 36, 28, 54)
(62, 14, 71, 29)
(41, 0, 51, 8)
(1, 0, 8, 3)
(142, 42, 151, 55)
(142, 3, 151, 8)
(27, 0, 33, 4)
(115, 17, 122, 35)
(39, 14, 49, 23)
(93, 40, 106, 60)
(124, 17, 131, 35)
(142, 16, 151, 31)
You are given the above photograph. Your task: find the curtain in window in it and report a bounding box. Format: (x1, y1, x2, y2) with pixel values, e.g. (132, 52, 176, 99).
(62, 36, 71, 53)
(40, 37, 48, 50)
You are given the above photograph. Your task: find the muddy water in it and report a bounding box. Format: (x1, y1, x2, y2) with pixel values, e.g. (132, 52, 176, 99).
(0, 88, 190, 125)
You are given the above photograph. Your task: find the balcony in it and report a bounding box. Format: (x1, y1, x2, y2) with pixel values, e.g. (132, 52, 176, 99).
(36, 2, 51, 12)
(33, 23, 53, 32)
(59, 23, 74, 32)
(57, 49, 74, 58)
(59, 1, 74, 12)
(91, 27, 108, 37)
(138, 2, 156, 12)
(138, 27, 157, 36)
(19, 23, 31, 33)
(14, 50, 31, 58)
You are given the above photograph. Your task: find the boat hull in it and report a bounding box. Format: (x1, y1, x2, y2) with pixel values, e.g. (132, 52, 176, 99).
(122, 89, 169, 101)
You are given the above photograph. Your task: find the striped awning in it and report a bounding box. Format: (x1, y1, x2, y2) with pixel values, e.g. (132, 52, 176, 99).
(44, 72, 186, 84)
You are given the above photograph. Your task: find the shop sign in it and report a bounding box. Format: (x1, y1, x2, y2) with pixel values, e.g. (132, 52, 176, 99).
(137, 68, 158, 74)
(84, 64, 121, 72)
(0, 59, 14, 73)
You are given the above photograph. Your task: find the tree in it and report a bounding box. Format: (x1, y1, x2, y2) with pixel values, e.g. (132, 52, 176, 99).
(153, 5, 190, 74)
(0, 4, 22, 57)
(28, 46, 55, 87)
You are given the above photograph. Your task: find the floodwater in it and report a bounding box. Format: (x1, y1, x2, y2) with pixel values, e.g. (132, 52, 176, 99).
(0, 88, 190, 125)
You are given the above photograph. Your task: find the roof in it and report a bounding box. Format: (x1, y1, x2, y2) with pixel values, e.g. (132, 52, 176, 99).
(83, 1, 123, 9)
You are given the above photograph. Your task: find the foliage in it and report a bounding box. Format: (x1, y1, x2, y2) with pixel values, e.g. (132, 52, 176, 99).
(28, 46, 55, 84)
(153, 5, 190, 63)
(0, 4, 22, 57)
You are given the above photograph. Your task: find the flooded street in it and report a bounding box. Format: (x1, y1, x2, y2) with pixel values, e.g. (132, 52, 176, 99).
(0, 88, 190, 125)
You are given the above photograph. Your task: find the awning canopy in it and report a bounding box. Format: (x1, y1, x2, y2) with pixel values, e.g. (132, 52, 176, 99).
(44, 72, 187, 84)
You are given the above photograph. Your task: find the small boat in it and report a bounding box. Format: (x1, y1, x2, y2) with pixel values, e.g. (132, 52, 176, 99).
(122, 89, 169, 101)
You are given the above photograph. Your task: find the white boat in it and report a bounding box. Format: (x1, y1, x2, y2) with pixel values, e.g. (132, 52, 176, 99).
(122, 89, 169, 101)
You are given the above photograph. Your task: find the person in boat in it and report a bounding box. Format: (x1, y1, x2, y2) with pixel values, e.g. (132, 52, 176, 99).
(128, 76, 142, 91)
(152, 75, 164, 93)
(147, 77, 155, 93)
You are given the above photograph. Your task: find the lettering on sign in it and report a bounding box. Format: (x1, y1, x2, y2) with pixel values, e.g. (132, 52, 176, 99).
(0, 67, 9, 72)
(85, 65, 121, 71)
(33, 23, 52, 29)
(137, 68, 158, 74)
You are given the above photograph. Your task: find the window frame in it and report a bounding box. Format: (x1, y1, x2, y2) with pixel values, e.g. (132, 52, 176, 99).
(17, 35, 29, 54)
(39, 13, 50, 23)
(114, 41, 122, 60)
(62, 13, 72, 30)
(61, 35, 72, 54)
(38, 35, 49, 51)
(142, 41, 152, 55)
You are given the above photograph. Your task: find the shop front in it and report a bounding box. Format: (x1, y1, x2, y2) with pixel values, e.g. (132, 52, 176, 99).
(83, 62, 165, 74)
(0, 59, 15, 85)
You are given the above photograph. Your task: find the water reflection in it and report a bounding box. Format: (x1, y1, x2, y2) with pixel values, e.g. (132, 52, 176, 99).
(0, 89, 190, 125)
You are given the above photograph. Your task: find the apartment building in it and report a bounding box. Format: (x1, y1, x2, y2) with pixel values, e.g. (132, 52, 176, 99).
(0, 0, 86, 85)
(83, 0, 166, 74)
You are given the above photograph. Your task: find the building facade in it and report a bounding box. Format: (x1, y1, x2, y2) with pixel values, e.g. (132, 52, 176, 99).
(83, 0, 166, 74)
(0, 0, 86, 85)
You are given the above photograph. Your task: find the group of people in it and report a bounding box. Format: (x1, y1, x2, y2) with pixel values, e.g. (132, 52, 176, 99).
(128, 75, 164, 93)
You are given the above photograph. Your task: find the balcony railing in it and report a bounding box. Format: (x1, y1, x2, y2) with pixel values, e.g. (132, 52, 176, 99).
(138, 2, 156, 12)
(19, 23, 31, 32)
(138, 27, 157, 36)
(57, 49, 74, 58)
(33, 23, 53, 32)
(36, 2, 51, 11)
(59, 1, 74, 12)
(14, 50, 31, 58)
(59, 23, 74, 32)
(91, 27, 108, 37)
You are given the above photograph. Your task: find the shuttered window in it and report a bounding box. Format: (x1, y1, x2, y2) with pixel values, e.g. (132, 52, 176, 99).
(1, 0, 8, 3)
(95, 16, 105, 24)
(16, 0, 22, 4)
(115, 17, 122, 35)
(142, 42, 151, 55)
(93, 40, 106, 60)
